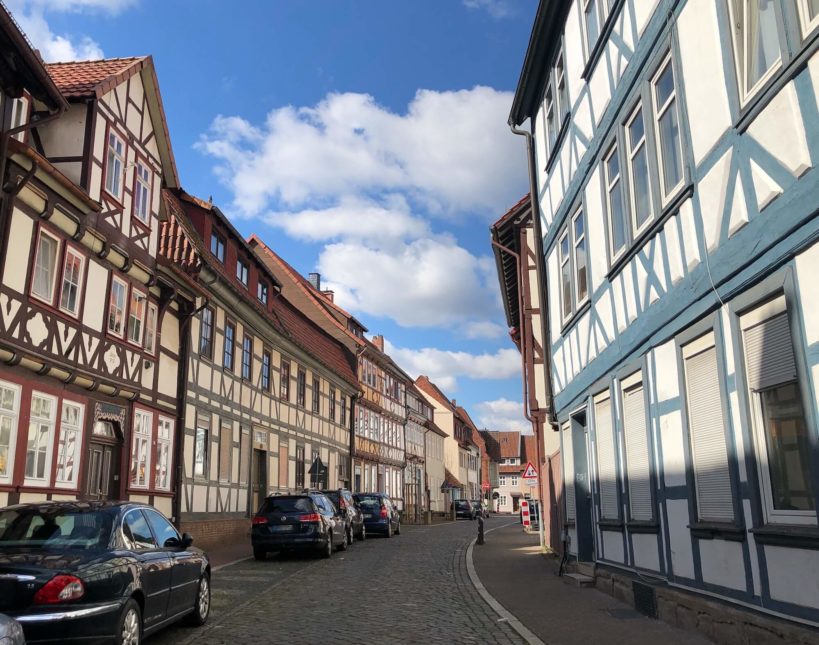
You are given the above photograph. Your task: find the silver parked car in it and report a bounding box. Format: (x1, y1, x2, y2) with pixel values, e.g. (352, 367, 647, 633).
(0, 613, 25, 645)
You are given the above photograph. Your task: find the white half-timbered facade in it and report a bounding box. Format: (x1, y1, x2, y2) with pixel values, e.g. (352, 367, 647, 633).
(0, 43, 184, 517)
(160, 190, 358, 551)
(510, 0, 819, 630)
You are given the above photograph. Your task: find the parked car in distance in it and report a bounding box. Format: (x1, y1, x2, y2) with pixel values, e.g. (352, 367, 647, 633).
(252, 493, 346, 560)
(0, 501, 210, 645)
(471, 500, 487, 519)
(354, 493, 400, 537)
(452, 499, 475, 520)
(0, 613, 24, 645)
(321, 488, 365, 542)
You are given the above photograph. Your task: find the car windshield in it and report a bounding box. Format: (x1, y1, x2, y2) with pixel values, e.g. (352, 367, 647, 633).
(322, 492, 340, 506)
(0, 506, 112, 550)
(355, 495, 382, 509)
(259, 497, 314, 514)
(455, 501, 470, 509)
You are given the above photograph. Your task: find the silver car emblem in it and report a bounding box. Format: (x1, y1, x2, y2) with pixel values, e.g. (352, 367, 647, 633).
(281, 516, 286, 521)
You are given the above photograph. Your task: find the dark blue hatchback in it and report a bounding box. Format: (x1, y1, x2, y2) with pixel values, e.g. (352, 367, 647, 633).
(354, 493, 400, 538)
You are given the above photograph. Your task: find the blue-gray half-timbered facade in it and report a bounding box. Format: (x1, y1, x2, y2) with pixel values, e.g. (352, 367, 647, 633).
(511, 0, 819, 628)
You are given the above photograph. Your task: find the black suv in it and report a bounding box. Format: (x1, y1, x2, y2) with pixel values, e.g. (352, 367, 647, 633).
(252, 493, 347, 560)
(321, 488, 366, 542)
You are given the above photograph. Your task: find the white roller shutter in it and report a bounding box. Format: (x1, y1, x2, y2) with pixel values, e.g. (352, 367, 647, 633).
(683, 334, 734, 522)
(563, 423, 576, 521)
(594, 395, 619, 520)
(743, 312, 797, 391)
(622, 379, 653, 521)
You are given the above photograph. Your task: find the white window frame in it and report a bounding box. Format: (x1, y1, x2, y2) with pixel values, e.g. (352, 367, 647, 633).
(603, 142, 628, 263)
(582, 0, 603, 59)
(127, 288, 146, 346)
(55, 401, 84, 488)
(108, 276, 128, 338)
(741, 296, 816, 526)
(105, 131, 125, 200)
(572, 209, 589, 306)
(24, 391, 57, 485)
(194, 418, 208, 478)
(156, 416, 173, 491)
(511, 475, 519, 487)
(133, 161, 151, 225)
(144, 302, 158, 355)
(650, 53, 685, 205)
(236, 258, 249, 287)
(130, 409, 153, 489)
(545, 82, 557, 158)
(0, 380, 21, 485)
(727, 0, 785, 105)
(31, 228, 60, 306)
(257, 281, 268, 305)
(625, 102, 654, 237)
(558, 229, 572, 323)
(797, 0, 819, 37)
(58, 245, 85, 317)
(555, 45, 569, 123)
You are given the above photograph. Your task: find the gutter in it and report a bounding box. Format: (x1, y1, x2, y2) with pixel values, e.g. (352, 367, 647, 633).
(509, 122, 558, 431)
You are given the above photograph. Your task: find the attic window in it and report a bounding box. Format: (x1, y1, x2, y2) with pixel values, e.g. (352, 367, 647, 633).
(210, 233, 225, 263)
(236, 258, 249, 288)
(105, 132, 125, 199)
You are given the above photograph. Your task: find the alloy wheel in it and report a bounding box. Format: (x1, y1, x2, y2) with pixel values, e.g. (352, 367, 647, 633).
(198, 576, 210, 619)
(121, 607, 140, 645)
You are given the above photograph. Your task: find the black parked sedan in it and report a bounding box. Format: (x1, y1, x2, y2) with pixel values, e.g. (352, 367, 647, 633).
(252, 493, 347, 560)
(0, 501, 210, 645)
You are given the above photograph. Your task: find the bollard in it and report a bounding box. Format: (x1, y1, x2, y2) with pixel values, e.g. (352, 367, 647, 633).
(477, 516, 485, 545)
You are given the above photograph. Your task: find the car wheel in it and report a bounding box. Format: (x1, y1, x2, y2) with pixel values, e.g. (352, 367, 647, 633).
(358, 524, 366, 541)
(186, 573, 211, 626)
(338, 528, 348, 551)
(395, 521, 401, 536)
(117, 599, 142, 645)
(386, 522, 392, 538)
(253, 547, 267, 561)
(321, 533, 333, 558)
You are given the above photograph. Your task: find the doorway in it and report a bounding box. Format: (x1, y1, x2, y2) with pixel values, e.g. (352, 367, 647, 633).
(251, 449, 267, 513)
(84, 421, 122, 500)
(571, 411, 594, 562)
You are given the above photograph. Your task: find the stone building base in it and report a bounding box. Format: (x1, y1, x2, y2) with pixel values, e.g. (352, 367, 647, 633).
(591, 567, 819, 645)
(179, 516, 250, 554)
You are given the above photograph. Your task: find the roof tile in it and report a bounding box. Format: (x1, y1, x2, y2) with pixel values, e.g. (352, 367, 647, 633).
(45, 57, 144, 98)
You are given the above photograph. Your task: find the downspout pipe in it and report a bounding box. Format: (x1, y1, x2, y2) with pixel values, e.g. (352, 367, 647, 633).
(509, 122, 558, 432)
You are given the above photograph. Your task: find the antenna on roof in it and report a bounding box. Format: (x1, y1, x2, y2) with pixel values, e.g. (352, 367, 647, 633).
(208, 195, 213, 204)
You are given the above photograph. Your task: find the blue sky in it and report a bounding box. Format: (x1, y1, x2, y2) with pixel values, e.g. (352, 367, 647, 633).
(9, 0, 537, 431)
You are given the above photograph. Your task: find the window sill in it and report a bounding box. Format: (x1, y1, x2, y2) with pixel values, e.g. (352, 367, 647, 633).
(544, 113, 571, 175)
(598, 518, 624, 532)
(750, 525, 819, 550)
(559, 299, 592, 336)
(580, 0, 626, 81)
(626, 520, 659, 534)
(688, 522, 746, 541)
(606, 183, 694, 282)
(735, 30, 819, 134)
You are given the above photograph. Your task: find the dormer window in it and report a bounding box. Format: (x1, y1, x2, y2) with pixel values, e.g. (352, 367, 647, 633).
(257, 281, 268, 305)
(133, 162, 151, 225)
(210, 233, 225, 263)
(105, 131, 125, 199)
(236, 258, 249, 287)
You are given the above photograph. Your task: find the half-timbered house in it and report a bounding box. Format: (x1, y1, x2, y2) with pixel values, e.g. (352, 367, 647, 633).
(509, 0, 819, 635)
(160, 190, 358, 550)
(0, 28, 186, 515)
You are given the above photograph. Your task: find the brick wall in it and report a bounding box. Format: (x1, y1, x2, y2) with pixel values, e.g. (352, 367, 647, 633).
(179, 517, 250, 553)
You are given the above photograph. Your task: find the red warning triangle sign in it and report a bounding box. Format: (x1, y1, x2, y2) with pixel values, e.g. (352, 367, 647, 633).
(522, 462, 538, 478)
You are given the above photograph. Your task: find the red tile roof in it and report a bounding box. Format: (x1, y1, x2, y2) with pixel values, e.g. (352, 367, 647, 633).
(495, 431, 522, 459)
(491, 193, 530, 231)
(521, 434, 540, 466)
(442, 469, 462, 489)
(414, 375, 453, 411)
(46, 57, 145, 98)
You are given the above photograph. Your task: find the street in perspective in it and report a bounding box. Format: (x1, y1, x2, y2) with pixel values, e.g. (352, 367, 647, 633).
(1, 0, 819, 644)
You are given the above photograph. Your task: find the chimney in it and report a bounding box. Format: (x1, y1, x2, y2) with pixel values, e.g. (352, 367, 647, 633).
(372, 335, 384, 352)
(308, 273, 321, 291)
(322, 290, 334, 303)
(451, 399, 456, 407)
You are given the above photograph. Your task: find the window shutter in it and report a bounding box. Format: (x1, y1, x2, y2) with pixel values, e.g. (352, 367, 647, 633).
(622, 383, 653, 521)
(563, 423, 576, 521)
(684, 339, 734, 522)
(595, 396, 619, 520)
(743, 312, 797, 391)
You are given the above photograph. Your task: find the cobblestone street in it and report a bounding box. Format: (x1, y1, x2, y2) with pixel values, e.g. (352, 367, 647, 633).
(149, 518, 523, 645)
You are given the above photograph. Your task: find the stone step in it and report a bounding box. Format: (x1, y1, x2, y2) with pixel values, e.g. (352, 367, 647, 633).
(562, 572, 596, 587)
(576, 561, 597, 578)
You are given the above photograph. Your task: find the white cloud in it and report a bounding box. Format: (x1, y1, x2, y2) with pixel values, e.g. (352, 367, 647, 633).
(318, 237, 501, 328)
(6, 0, 136, 62)
(384, 340, 519, 392)
(198, 87, 525, 219)
(462, 320, 507, 340)
(474, 398, 530, 432)
(264, 195, 430, 245)
(463, 0, 514, 19)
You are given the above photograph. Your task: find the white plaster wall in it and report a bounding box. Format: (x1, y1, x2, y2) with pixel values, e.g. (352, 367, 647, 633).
(602, 530, 625, 563)
(83, 260, 108, 333)
(699, 539, 747, 591)
(665, 498, 695, 580)
(3, 209, 32, 293)
(765, 545, 819, 609)
(631, 533, 660, 571)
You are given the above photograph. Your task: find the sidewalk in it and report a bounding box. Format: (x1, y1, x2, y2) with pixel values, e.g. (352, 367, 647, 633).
(471, 522, 711, 645)
(207, 538, 253, 569)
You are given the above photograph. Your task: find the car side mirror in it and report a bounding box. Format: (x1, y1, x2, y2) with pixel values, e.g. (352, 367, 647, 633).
(181, 532, 194, 548)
